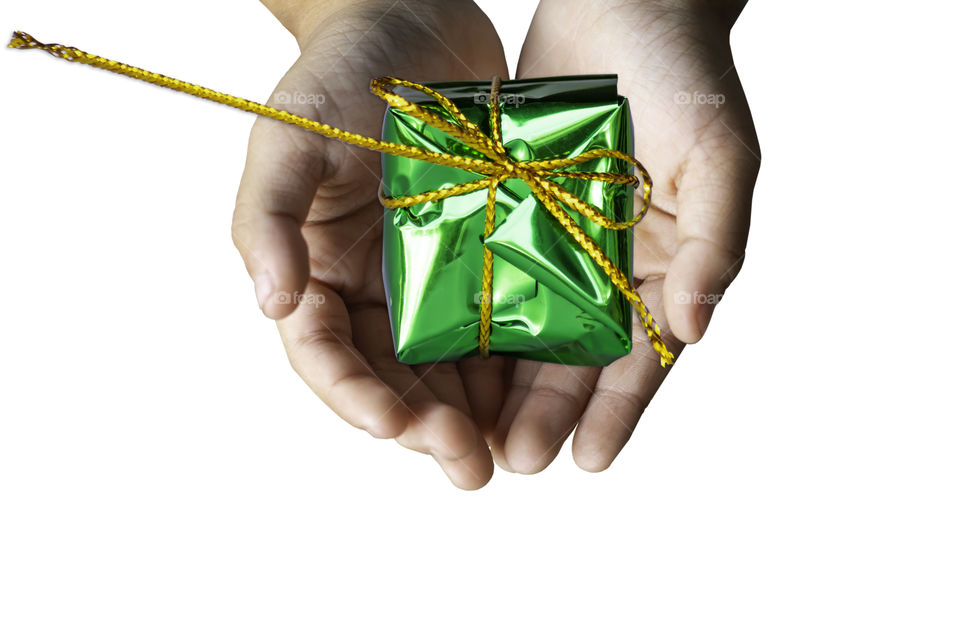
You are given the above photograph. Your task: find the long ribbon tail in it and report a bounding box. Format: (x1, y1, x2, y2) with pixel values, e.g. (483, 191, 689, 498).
(6, 31, 499, 175)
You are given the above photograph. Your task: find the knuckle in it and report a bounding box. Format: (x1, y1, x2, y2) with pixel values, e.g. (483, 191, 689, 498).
(288, 328, 335, 364)
(531, 383, 584, 411)
(230, 208, 254, 256)
(591, 386, 646, 414)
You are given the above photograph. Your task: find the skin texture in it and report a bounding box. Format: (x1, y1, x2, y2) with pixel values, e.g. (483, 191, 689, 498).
(236, 0, 759, 488)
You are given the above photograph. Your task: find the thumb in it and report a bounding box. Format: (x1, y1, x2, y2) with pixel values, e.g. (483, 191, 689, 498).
(663, 135, 760, 344)
(231, 105, 326, 319)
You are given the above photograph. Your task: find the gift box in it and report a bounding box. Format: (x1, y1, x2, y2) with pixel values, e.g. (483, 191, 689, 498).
(381, 76, 637, 366)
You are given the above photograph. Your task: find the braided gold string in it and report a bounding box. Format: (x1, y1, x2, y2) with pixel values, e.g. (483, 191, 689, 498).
(477, 75, 505, 358)
(9, 30, 674, 366)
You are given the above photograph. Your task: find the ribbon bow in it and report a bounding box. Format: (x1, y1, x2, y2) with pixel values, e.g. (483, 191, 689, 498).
(9, 30, 674, 366)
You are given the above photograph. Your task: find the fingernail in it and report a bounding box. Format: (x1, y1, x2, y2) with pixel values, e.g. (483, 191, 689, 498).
(253, 273, 273, 310)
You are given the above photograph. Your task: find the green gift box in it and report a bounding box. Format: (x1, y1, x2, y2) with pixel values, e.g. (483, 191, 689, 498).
(381, 75, 638, 366)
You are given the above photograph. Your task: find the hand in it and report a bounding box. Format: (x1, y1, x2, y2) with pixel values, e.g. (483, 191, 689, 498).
(232, 0, 509, 489)
(488, 0, 761, 473)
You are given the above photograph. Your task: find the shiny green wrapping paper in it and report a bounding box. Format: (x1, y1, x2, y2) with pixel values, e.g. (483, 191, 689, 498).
(381, 75, 636, 366)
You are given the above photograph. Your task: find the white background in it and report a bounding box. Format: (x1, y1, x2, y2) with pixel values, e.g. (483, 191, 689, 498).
(2, 1, 959, 638)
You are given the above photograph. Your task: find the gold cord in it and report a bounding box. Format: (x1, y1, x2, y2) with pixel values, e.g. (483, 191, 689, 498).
(9, 31, 674, 366)
(477, 75, 505, 358)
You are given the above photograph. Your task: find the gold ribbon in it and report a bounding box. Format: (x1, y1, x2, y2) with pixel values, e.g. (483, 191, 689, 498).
(9, 31, 675, 366)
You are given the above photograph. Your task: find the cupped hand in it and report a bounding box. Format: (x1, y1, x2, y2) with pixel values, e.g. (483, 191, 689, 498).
(232, 0, 509, 489)
(489, 0, 761, 474)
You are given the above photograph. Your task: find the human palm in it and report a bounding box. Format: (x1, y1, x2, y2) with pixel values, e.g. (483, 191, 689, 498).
(233, 0, 509, 489)
(485, 0, 760, 474)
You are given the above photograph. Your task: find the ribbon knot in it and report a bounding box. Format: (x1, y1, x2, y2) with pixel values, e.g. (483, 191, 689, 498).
(9, 30, 674, 366)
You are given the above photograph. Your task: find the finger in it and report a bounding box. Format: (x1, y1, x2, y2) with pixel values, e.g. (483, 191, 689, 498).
(276, 280, 410, 440)
(572, 281, 683, 471)
(663, 128, 760, 344)
(433, 444, 496, 491)
(350, 306, 493, 490)
(502, 363, 601, 475)
(491, 359, 540, 472)
(413, 362, 472, 418)
(232, 77, 329, 320)
(393, 400, 494, 491)
(351, 306, 481, 460)
(457, 356, 507, 443)
(413, 361, 497, 489)
(383, 368, 494, 491)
